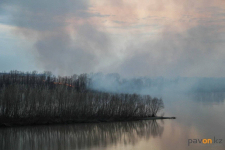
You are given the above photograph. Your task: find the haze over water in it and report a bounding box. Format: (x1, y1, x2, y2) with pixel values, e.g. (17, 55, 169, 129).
(1, 0, 225, 149)
(1, 92, 224, 150)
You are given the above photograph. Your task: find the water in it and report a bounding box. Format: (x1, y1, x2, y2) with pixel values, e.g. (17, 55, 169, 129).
(0, 92, 225, 150)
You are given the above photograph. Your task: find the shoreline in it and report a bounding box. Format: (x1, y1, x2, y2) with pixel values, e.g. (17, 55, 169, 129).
(0, 117, 176, 127)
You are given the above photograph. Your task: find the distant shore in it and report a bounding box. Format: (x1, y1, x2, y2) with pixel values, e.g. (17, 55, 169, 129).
(141, 117, 176, 120)
(0, 117, 176, 127)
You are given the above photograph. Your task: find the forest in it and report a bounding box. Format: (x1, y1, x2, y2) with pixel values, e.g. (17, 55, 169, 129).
(0, 71, 164, 126)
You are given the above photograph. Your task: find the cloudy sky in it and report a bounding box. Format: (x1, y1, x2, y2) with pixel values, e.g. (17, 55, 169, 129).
(0, 0, 225, 77)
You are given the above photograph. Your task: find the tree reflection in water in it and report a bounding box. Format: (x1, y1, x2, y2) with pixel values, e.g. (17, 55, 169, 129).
(0, 120, 164, 150)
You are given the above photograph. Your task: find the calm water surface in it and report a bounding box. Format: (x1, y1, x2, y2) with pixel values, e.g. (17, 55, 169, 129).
(1, 93, 225, 150)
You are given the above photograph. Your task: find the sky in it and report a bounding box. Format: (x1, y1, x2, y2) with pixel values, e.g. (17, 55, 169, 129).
(0, 0, 225, 77)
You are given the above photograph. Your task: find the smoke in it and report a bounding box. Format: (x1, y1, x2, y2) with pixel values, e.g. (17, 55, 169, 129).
(89, 73, 225, 96)
(116, 25, 225, 77)
(0, 0, 116, 75)
(34, 24, 113, 75)
(1, 0, 225, 78)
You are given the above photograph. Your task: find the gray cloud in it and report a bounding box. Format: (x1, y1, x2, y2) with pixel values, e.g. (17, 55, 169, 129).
(1, 0, 89, 31)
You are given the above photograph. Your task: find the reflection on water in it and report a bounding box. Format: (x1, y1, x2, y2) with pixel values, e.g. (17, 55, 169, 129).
(0, 120, 164, 150)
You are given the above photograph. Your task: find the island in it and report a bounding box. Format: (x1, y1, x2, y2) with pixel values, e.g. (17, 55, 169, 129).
(0, 71, 175, 127)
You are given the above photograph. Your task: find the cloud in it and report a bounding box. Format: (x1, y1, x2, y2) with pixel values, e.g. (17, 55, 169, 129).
(0, 0, 90, 31)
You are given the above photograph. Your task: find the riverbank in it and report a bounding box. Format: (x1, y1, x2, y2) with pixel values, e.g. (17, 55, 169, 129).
(0, 117, 176, 127)
(0, 84, 165, 128)
(0, 71, 168, 128)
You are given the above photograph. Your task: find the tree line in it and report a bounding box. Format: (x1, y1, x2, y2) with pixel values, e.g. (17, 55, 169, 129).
(0, 70, 90, 92)
(0, 70, 164, 126)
